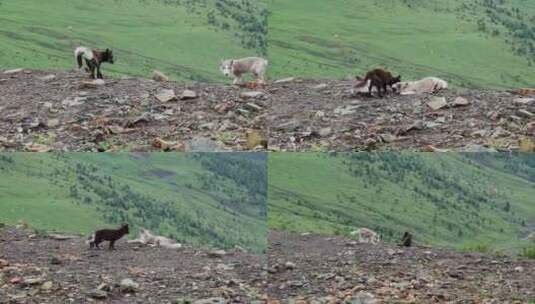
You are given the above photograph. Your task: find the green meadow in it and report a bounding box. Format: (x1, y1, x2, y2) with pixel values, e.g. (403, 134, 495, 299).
(0, 0, 266, 82)
(268, 153, 535, 255)
(0, 153, 267, 253)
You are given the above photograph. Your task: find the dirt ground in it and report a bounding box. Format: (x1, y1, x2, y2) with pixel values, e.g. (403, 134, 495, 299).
(0, 227, 266, 303)
(267, 78, 535, 152)
(268, 230, 535, 303)
(2, 70, 535, 152)
(0, 69, 268, 152)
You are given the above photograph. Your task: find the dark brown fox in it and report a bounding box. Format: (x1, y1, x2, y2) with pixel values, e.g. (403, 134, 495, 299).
(400, 231, 412, 247)
(74, 46, 114, 79)
(88, 224, 129, 250)
(356, 68, 401, 97)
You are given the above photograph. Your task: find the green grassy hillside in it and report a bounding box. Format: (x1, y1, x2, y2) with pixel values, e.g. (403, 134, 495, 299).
(268, 153, 535, 254)
(0, 0, 267, 82)
(0, 153, 267, 252)
(268, 0, 535, 88)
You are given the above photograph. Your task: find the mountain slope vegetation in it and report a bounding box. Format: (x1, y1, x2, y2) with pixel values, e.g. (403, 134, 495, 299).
(268, 153, 535, 254)
(0, 153, 267, 252)
(268, 0, 535, 88)
(0, 0, 267, 82)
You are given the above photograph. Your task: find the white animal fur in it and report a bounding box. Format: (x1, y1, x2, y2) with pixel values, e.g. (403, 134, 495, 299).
(74, 47, 94, 66)
(350, 228, 381, 244)
(392, 77, 448, 95)
(85, 233, 95, 245)
(220, 57, 268, 84)
(128, 229, 182, 249)
(353, 79, 379, 94)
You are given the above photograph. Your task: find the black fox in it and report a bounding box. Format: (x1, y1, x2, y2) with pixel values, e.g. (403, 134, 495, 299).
(88, 224, 129, 250)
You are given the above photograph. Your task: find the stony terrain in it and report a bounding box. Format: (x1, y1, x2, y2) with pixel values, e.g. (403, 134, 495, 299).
(267, 231, 535, 303)
(267, 78, 535, 152)
(0, 69, 268, 152)
(3, 70, 535, 152)
(0, 226, 267, 303)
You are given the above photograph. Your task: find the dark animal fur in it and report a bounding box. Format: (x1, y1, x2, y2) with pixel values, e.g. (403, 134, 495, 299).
(89, 224, 129, 250)
(357, 68, 401, 98)
(400, 231, 412, 247)
(77, 48, 114, 79)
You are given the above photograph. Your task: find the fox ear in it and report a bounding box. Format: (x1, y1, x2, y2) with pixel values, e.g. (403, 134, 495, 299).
(230, 60, 234, 66)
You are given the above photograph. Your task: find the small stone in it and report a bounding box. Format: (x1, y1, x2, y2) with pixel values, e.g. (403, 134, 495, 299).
(3, 68, 23, 74)
(284, 262, 296, 270)
(46, 119, 60, 128)
(514, 266, 524, 272)
(246, 129, 267, 149)
(41, 281, 53, 291)
(453, 97, 469, 106)
(193, 297, 226, 304)
(315, 110, 325, 118)
(79, 79, 105, 89)
(240, 91, 264, 99)
(155, 89, 177, 102)
(334, 105, 359, 116)
(319, 127, 332, 137)
(119, 278, 139, 293)
(39, 74, 56, 81)
(25, 144, 51, 152)
(274, 77, 295, 84)
(87, 289, 108, 299)
(427, 97, 447, 111)
(23, 277, 44, 286)
(517, 109, 534, 118)
(311, 83, 328, 90)
(514, 97, 535, 105)
(180, 89, 197, 100)
(243, 102, 263, 112)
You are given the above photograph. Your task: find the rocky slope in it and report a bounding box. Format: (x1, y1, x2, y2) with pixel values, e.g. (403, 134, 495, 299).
(267, 79, 535, 152)
(0, 69, 268, 152)
(267, 231, 535, 303)
(0, 226, 266, 303)
(3, 70, 535, 152)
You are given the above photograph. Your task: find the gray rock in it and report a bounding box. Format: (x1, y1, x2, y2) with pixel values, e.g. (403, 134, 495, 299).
(311, 83, 328, 90)
(240, 91, 264, 99)
(119, 278, 139, 293)
(180, 89, 198, 100)
(319, 127, 332, 137)
(284, 261, 296, 270)
(334, 105, 359, 116)
(46, 119, 60, 128)
(155, 89, 177, 102)
(460, 144, 497, 153)
(517, 109, 534, 118)
(243, 102, 263, 112)
(186, 137, 224, 152)
(39, 74, 56, 82)
(347, 292, 377, 304)
(193, 298, 226, 304)
(274, 77, 295, 84)
(513, 97, 535, 105)
(86, 289, 108, 299)
(3, 68, 23, 74)
(453, 97, 469, 106)
(427, 97, 447, 111)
